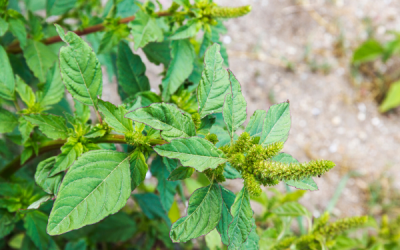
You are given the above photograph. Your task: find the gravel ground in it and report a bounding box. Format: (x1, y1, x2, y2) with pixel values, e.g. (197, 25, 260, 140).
(102, 0, 400, 218)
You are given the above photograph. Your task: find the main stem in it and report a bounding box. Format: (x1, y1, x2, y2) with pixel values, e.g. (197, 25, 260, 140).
(0, 134, 166, 178)
(6, 11, 171, 54)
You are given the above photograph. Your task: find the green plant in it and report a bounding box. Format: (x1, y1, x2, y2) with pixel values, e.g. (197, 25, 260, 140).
(351, 33, 400, 112)
(0, 0, 337, 249)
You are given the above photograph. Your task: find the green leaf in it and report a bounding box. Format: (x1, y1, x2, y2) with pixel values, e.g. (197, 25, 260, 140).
(197, 44, 231, 118)
(56, 24, 103, 108)
(154, 137, 227, 172)
(272, 153, 318, 191)
(89, 212, 137, 243)
(223, 163, 242, 179)
(173, 0, 190, 7)
(129, 10, 163, 50)
(64, 239, 87, 250)
(151, 156, 179, 211)
(223, 70, 247, 139)
(0, 17, 9, 36)
(239, 220, 259, 250)
(133, 193, 170, 225)
(15, 76, 35, 107)
(9, 18, 27, 48)
(379, 80, 400, 112)
(245, 110, 266, 138)
(352, 39, 383, 63)
(24, 114, 68, 140)
(197, 115, 216, 136)
(206, 229, 222, 250)
(200, 29, 212, 57)
(129, 149, 148, 191)
(0, 108, 18, 133)
(47, 150, 131, 235)
(27, 195, 52, 210)
(170, 184, 222, 242)
(117, 41, 150, 96)
(170, 20, 200, 40)
(125, 103, 196, 141)
(217, 185, 235, 245)
(18, 116, 34, 143)
(168, 166, 195, 181)
(23, 39, 58, 83)
(37, 63, 64, 107)
(47, 0, 77, 16)
(161, 39, 195, 100)
(210, 125, 237, 147)
(142, 41, 171, 66)
(49, 141, 84, 177)
(273, 202, 310, 217)
(0, 209, 15, 238)
(98, 99, 133, 133)
(227, 187, 253, 249)
(24, 210, 55, 250)
(97, 31, 120, 55)
(74, 100, 90, 124)
(259, 102, 290, 146)
(35, 156, 63, 195)
(0, 45, 16, 100)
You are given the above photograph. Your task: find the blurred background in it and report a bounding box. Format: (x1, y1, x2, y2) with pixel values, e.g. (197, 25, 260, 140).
(99, 0, 399, 219)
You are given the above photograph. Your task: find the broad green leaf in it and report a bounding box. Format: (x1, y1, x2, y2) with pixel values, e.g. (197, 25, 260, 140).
(168, 166, 195, 181)
(24, 210, 55, 250)
(245, 110, 266, 138)
(49, 141, 84, 176)
(379, 80, 400, 112)
(130, 149, 148, 190)
(142, 41, 171, 66)
(27, 195, 52, 210)
(9, 18, 27, 48)
(0, 108, 18, 133)
(217, 185, 235, 245)
(37, 63, 64, 107)
(228, 187, 253, 249)
(35, 156, 63, 195)
(18, 116, 34, 143)
(9, 233, 25, 249)
(170, 184, 222, 242)
(170, 20, 200, 40)
(117, 41, 150, 96)
(163, 157, 178, 172)
(273, 153, 318, 191)
(273, 202, 310, 217)
(161, 39, 195, 100)
(133, 193, 170, 225)
(0, 209, 15, 238)
(0, 17, 8, 36)
(197, 44, 231, 118)
(89, 212, 137, 243)
(47, 150, 131, 235)
(21, 147, 34, 165)
(98, 99, 133, 133)
(206, 229, 222, 250)
(56, 24, 103, 107)
(23, 39, 57, 83)
(151, 156, 179, 211)
(15, 76, 35, 107)
(65, 239, 87, 250)
(259, 102, 290, 146)
(239, 220, 259, 250)
(352, 39, 383, 63)
(25, 114, 68, 140)
(129, 10, 163, 50)
(223, 70, 247, 139)
(0, 45, 16, 100)
(47, 0, 77, 16)
(200, 29, 212, 57)
(154, 137, 227, 172)
(210, 125, 237, 147)
(97, 31, 120, 55)
(197, 115, 216, 136)
(74, 100, 90, 124)
(223, 163, 242, 179)
(125, 103, 196, 141)
(173, 0, 190, 7)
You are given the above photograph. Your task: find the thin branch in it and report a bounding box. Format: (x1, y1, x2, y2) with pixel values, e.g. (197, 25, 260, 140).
(0, 134, 167, 178)
(6, 11, 172, 54)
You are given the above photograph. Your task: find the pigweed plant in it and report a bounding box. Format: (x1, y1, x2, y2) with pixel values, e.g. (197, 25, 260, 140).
(0, 0, 336, 249)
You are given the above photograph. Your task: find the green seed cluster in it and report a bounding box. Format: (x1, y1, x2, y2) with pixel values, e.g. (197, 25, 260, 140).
(271, 236, 296, 250)
(254, 159, 335, 182)
(209, 5, 252, 18)
(317, 216, 368, 237)
(204, 164, 226, 183)
(379, 215, 400, 241)
(205, 133, 219, 145)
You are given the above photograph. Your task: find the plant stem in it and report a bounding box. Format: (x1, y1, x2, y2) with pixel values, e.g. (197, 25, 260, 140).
(0, 134, 167, 178)
(6, 11, 172, 54)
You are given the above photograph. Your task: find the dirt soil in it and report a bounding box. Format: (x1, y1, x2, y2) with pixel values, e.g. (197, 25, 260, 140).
(101, 0, 400, 218)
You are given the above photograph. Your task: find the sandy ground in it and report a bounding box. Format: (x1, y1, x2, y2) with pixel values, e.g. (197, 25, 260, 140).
(101, 0, 400, 218)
